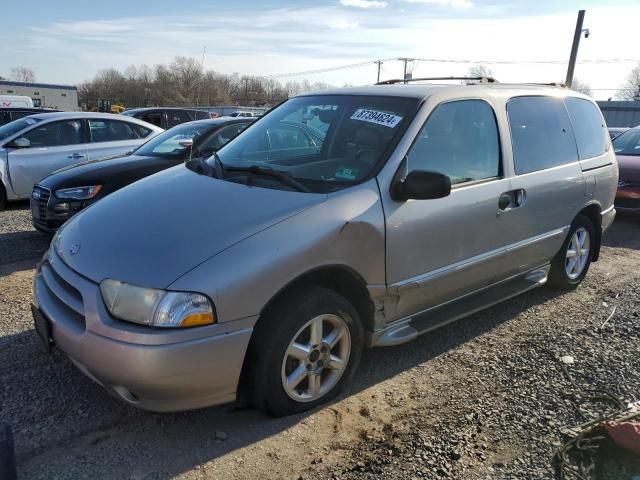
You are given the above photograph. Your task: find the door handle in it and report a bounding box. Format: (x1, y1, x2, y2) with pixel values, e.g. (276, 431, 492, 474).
(67, 153, 85, 159)
(498, 189, 526, 213)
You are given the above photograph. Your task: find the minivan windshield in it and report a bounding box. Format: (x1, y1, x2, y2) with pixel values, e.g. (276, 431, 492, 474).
(135, 123, 212, 159)
(612, 127, 640, 156)
(206, 95, 418, 192)
(0, 116, 42, 141)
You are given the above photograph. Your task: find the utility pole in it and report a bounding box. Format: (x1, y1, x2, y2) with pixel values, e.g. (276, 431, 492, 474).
(398, 57, 414, 83)
(243, 78, 249, 105)
(565, 10, 586, 88)
(375, 60, 382, 83)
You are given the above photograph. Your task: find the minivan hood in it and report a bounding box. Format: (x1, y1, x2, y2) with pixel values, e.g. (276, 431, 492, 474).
(54, 166, 326, 288)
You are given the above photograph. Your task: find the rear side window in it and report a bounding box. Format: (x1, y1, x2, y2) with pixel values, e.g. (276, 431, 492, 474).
(407, 99, 500, 185)
(507, 96, 578, 175)
(133, 125, 152, 138)
(564, 97, 608, 159)
(89, 119, 140, 143)
(140, 112, 163, 128)
(166, 110, 191, 127)
(24, 120, 83, 147)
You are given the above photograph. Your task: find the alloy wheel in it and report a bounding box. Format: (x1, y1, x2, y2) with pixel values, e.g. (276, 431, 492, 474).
(280, 314, 351, 403)
(565, 227, 590, 280)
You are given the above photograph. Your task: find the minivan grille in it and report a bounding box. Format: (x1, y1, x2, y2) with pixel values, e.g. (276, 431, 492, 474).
(40, 257, 86, 331)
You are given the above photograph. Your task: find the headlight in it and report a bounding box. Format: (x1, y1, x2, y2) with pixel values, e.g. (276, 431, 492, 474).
(55, 185, 102, 200)
(100, 279, 215, 328)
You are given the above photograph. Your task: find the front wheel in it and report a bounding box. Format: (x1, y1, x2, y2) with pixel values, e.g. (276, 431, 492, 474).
(548, 215, 595, 290)
(248, 286, 364, 417)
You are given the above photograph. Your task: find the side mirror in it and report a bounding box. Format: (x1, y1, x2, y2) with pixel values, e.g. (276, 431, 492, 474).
(392, 170, 451, 201)
(10, 137, 31, 149)
(178, 139, 194, 148)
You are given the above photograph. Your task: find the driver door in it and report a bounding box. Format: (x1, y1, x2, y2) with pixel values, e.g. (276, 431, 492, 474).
(8, 119, 88, 195)
(382, 99, 517, 319)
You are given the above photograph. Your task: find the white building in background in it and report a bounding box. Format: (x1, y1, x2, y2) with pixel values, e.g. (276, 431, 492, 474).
(0, 80, 78, 111)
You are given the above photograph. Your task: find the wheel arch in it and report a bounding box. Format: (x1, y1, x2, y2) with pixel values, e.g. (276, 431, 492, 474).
(237, 265, 375, 405)
(577, 202, 602, 261)
(258, 265, 376, 334)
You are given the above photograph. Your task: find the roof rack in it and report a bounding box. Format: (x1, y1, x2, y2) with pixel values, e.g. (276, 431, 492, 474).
(527, 82, 567, 88)
(376, 76, 498, 85)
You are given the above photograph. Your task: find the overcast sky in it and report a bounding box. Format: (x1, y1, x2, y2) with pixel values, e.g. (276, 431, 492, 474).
(1, 0, 638, 99)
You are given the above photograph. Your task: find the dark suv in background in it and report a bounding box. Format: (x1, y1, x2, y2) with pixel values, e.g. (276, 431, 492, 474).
(121, 107, 214, 129)
(0, 107, 60, 126)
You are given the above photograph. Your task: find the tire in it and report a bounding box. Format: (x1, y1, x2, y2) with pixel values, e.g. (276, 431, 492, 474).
(247, 286, 364, 417)
(548, 215, 595, 290)
(0, 184, 7, 211)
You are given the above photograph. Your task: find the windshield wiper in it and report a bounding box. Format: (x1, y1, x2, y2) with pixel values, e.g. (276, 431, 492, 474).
(224, 165, 311, 193)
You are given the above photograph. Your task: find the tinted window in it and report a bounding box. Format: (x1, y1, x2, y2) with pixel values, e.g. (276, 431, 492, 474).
(198, 123, 249, 155)
(24, 120, 82, 147)
(135, 123, 211, 158)
(268, 124, 313, 149)
(407, 100, 500, 185)
(612, 128, 640, 156)
(89, 120, 140, 143)
(133, 124, 152, 138)
(564, 97, 608, 159)
(166, 110, 191, 127)
(140, 112, 163, 127)
(508, 96, 578, 175)
(10, 111, 33, 121)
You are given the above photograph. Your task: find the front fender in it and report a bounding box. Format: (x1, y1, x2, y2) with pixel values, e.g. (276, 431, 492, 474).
(169, 180, 386, 323)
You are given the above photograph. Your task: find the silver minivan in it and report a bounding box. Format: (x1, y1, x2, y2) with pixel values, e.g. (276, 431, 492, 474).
(33, 82, 617, 416)
(0, 112, 162, 209)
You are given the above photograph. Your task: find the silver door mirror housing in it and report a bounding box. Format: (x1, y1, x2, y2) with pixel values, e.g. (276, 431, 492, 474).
(392, 170, 452, 201)
(178, 139, 194, 148)
(11, 137, 31, 148)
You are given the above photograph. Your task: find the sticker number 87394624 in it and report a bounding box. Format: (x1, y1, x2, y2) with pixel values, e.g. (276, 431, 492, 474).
(350, 109, 403, 128)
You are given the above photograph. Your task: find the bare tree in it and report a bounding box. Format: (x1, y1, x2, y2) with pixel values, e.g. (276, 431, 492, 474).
(617, 62, 640, 101)
(467, 64, 494, 79)
(77, 56, 333, 110)
(571, 78, 593, 97)
(10, 67, 36, 83)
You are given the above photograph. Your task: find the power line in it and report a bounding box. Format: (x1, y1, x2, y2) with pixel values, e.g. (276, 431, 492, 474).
(265, 57, 639, 79)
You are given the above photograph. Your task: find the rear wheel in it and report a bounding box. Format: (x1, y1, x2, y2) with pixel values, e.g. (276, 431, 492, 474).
(548, 215, 595, 290)
(247, 286, 363, 417)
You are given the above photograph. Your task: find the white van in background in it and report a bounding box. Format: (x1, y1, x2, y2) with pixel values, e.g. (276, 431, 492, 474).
(0, 95, 34, 108)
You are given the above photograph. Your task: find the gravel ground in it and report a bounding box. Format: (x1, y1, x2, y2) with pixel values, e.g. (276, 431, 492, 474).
(0, 203, 639, 480)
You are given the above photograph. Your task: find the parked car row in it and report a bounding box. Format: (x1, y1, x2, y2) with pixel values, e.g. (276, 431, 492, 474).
(29, 82, 619, 417)
(31, 117, 254, 232)
(0, 112, 163, 209)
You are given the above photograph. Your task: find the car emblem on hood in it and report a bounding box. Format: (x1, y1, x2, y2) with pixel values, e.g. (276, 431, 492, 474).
(69, 243, 81, 255)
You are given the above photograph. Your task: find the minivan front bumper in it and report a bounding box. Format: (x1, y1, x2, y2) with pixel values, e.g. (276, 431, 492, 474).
(33, 249, 254, 412)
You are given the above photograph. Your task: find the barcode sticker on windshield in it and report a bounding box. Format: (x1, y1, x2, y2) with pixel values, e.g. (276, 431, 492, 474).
(351, 109, 402, 128)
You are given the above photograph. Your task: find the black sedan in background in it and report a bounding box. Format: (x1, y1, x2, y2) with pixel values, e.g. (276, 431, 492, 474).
(31, 117, 253, 233)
